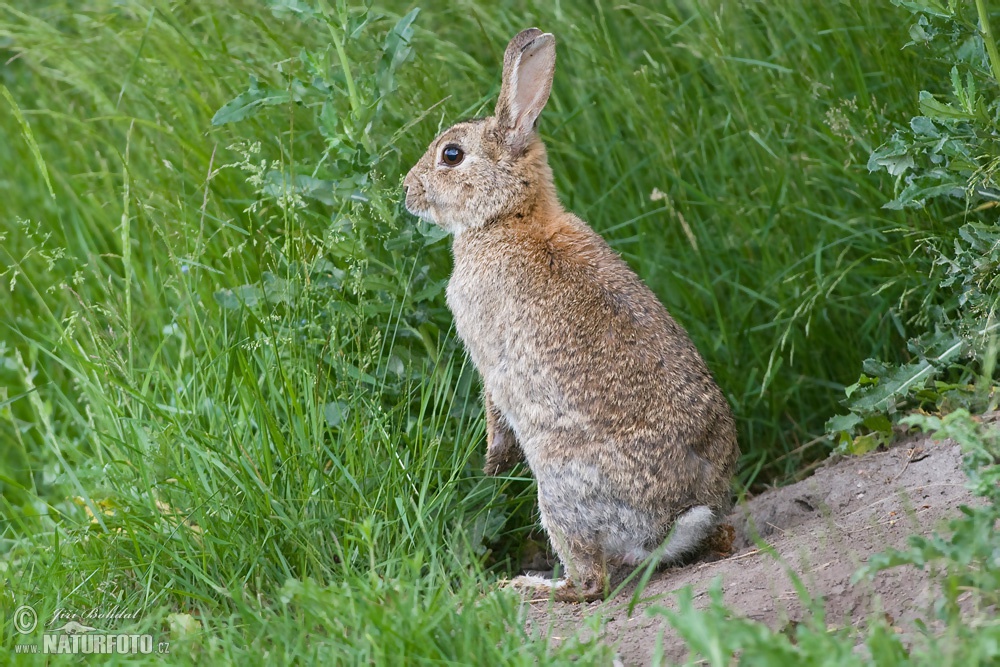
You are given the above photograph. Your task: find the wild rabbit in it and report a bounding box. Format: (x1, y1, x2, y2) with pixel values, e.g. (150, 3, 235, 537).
(403, 28, 739, 602)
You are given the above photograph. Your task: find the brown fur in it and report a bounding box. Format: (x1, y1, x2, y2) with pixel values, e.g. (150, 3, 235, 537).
(403, 29, 739, 602)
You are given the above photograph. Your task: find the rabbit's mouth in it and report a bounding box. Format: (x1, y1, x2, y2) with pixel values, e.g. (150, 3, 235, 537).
(402, 173, 429, 218)
(403, 175, 455, 232)
(401, 166, 470, 234)
(403, 188, 425, 218)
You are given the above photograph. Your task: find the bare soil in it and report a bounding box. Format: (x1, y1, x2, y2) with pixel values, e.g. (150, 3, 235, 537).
(521, 431, 980, 665)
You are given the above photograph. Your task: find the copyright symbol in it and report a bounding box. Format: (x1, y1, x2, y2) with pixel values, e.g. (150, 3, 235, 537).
(14, 605, 37, 634)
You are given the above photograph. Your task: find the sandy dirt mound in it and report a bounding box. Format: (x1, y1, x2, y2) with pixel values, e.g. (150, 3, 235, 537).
(522, 432, 977, 664)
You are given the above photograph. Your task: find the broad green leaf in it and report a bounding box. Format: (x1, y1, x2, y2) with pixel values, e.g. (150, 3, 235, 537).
(267, 0, 315, 20)
(918, 90, 975, 120)
(846, 432, 888, 456)
(412, 279, 446, 303)
(212, 77, 292, 125)
(826, 412, 862, 435)
(213, 285, 262, 309)
(891, 0, 953, 18)
(324, 401, 348, 427)
(909, 116, 939, 137)
(849, 359, 934, 413)
(378, 8, 420, 96)
(883, 179, 965, 209)
(263, 171, 338, 205)
(867, 145, 914, 176)
(415, 219, 449, 246)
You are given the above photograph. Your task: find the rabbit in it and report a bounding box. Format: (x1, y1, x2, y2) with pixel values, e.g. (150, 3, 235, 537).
(402, 28, 740, 602)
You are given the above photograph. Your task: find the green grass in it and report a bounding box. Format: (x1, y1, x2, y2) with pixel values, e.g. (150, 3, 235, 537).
(0, 0, 985, 663)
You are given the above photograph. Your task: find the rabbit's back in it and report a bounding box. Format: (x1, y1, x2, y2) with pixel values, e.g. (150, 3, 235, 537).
(448, 211, 737, 515)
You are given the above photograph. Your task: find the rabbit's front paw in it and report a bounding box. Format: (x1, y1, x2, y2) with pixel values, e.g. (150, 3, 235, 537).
(484, 395, 524, 475)
(484, 430, 524, 475)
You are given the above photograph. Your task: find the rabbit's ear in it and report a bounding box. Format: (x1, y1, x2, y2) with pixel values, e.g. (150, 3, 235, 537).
(495, 29, 556, 150)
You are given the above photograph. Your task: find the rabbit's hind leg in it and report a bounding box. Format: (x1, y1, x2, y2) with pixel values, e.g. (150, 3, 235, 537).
(512, 492, 612, 601)
(508, 571, 606, 602)
(509, 528, 608, 602)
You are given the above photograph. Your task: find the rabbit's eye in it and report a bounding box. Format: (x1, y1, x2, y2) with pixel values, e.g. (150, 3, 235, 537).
(441, 145, 465, 167)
